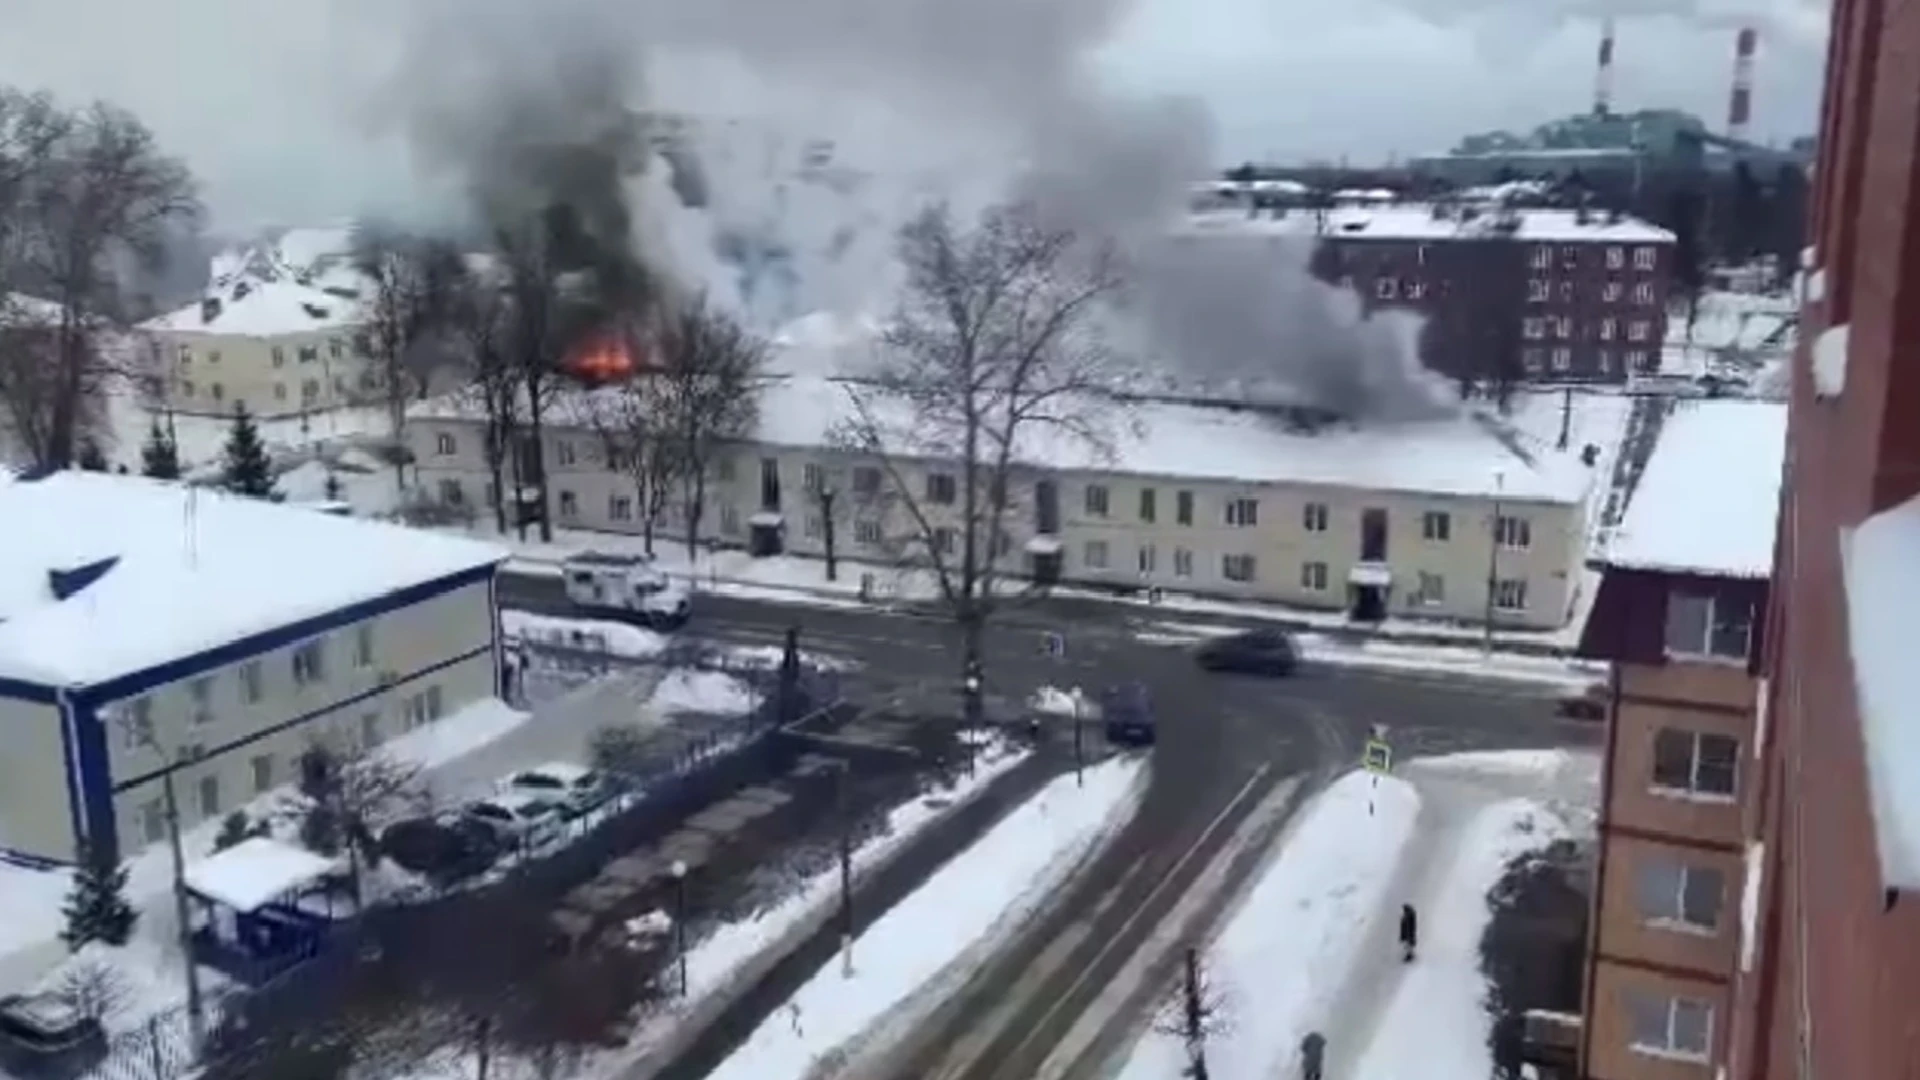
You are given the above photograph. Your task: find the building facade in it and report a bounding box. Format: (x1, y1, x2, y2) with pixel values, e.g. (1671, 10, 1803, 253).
(409, 384, 1599, 631)
(140, 288, 376, 419)
(0, 473, 506, 866)
(1298, 205, 1674, 385)
(1734, 0, 1920, 1074)
(1575, 399, 1786, 1080)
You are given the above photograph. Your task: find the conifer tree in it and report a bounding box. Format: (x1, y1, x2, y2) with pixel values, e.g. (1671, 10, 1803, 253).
(140, 419, 181, 479)
(221, 403, 275, 497)
(76, 438, 108, 472)
(60, 843, 137, 951)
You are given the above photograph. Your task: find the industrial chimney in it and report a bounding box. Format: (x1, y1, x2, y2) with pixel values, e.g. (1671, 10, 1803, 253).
(1593, 17, 1616, 118)
(1728, 27, 1757, 142)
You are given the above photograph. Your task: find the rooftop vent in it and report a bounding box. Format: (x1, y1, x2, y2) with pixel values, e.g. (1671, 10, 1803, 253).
(48, 556, 120, 602)
(200, 297, 222, 324)
(1338, 220, 1368, 233)
(300, 303, 330, 320)
(322, 286, 361, 301)
(230, 281, 251, 301)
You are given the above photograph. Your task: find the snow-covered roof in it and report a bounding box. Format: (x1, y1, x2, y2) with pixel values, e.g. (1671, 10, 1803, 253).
(1605, 400, 1787, 579)
(1, 292, 61, 328)
(140, 278, 360, 337)
(1842, 493, 1920, 890)
(184, 837, 335, 913)
(1186, 204, 1674, 245)
(0, 472, 506, 688)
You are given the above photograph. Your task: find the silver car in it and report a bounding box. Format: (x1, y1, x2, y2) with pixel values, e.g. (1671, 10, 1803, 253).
(463, 792, 563, 848)
(506, 763, 613, 818)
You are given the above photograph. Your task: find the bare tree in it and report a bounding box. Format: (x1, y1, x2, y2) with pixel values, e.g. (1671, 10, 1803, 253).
(582, 374, 678, 554)
(352, 224, 466, 491)
(13, 98, 200, 469)
(53, 954, 130, 1022)
(296, 736, 422, 907)
(1152, 947, 1230, 1080)
(445, 258, 521, 534)
(656, 293, 763, 562)
(835, 200, 1129, 731)
(489, 215, 583, 544)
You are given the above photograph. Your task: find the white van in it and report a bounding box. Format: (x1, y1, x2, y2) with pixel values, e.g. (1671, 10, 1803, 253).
(561, 552, 692, 629)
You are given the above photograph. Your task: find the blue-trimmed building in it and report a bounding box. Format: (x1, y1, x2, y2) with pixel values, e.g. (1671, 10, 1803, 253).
(0, 471, 508, 866)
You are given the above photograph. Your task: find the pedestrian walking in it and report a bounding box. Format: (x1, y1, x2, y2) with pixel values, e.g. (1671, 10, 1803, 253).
(1300, 1030, 1326, 1080)
(1399, 902, 1419, 962)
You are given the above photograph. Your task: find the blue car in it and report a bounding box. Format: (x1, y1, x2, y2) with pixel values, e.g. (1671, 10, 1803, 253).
(1102, 682, 1157, 747)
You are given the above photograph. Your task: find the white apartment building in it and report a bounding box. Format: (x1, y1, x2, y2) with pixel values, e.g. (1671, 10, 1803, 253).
(0, 471, 507, 866)
(409, 375, 1609, 632)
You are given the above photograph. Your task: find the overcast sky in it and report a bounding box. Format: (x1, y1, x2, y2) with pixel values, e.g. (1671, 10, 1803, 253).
(1, 0, 1830, 233)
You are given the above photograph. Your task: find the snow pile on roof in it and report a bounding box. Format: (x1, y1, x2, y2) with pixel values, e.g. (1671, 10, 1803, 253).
(0, 472, 506, 687)
(1841, 492, 1920, 890)
(1, 292, 61, 328)
(1605, 400, 1787, 578)
(141, 278, 360, 337)
(1812, 323, 1848, 399)
(1185, 203, 1674, 244)
(183, 837, 335, 913)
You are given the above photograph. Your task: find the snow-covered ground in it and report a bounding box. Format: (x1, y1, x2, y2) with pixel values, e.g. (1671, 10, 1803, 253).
(648, 669, 758, 716)
(1136, 622, 1603, 690)
(705, 756, 1147, 1080)
(1114, 771, 1422, 1080)
(1662, 290, 1799, 382)
(503, 609, 669, 660)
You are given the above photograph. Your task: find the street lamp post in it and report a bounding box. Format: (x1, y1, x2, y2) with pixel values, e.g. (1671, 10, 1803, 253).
(670, 859, 688, 997)
(1483, 470, 1506, 656)
(819, 485, 838, 582)
(961, 664, 982, 777)
(1071, 690, 1085, 788)
(111, 708, 205, 1051)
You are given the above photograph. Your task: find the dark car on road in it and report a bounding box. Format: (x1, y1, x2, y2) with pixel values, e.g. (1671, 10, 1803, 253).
(1556, 683, 1610, 721)
(1101, 682, 1157, 748)
(0, 993, 106, 1079)
(1195, 629, 1301, 676)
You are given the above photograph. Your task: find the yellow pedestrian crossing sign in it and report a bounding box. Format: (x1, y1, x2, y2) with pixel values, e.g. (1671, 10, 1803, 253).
(1363, 738, 1393, 774)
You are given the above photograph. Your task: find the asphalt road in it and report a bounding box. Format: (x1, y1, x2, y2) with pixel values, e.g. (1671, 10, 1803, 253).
(497, 571, 1599, 1079)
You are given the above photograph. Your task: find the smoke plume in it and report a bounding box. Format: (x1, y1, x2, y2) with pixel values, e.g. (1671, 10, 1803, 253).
(374, 0, 1453, 419)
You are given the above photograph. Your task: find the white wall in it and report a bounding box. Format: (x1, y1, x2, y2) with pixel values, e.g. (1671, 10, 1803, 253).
(146, 328, 375, 419)
(0, 695, 76, 864)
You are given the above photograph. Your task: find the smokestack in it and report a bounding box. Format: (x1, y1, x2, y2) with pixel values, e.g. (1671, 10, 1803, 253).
(1593, 17, 1616, 118)
(1728, 26, 1757, 142)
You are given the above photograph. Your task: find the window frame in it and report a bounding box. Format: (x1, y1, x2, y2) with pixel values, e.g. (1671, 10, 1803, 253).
(1494, 514, 1532, 550)
(1083, 539, 1110, 570)
(1302, 502, 1329, 533)
(1084, 484, 1110, 518)
(1651, 728, 1740, 800)
(1225, 497, 1259, 528)
(1300, 561, 1329, 591)
(1664, 591, 1755, 663)
(1421, 511, 1450, 542)
(1221, 553, 1257, 582)
(1493, 578, 1528, 611)
(1634, 857, 1725, 933)
(1627, 992, 1713, 1063)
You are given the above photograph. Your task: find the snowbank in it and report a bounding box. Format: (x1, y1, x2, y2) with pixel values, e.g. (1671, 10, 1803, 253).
(500, 610, 667, 660)
(707, 756, 1148, 1080)
(718, 643, 856, 671)
(1352, 799, 1570, 1080)
(1812, 323, 1848, 399)
(377, 698, 530, 771)
(649, 670, 757, 716)
(1030, 685, 1093, 717)
(1116, 771, 1421, 1079)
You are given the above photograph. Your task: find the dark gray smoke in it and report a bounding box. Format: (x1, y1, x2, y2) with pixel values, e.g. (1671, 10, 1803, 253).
(373, 0, 1452, 419)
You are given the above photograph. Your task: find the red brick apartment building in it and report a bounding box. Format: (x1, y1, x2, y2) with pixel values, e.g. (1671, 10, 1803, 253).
(1576, 398, 1787, 1080)
(1192, 202, 1673, 385)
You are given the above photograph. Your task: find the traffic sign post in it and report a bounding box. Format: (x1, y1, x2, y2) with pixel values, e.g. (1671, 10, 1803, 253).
(1363, 732, 1393, 816)
(1043, 631, 1066, 659)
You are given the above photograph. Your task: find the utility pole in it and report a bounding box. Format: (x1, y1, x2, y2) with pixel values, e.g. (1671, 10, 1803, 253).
(670, 859, 688, 996)
(834, 759, 854, 977)
(113, 707, 205, 1052)
(819, 486, 838, 582)
(1558, 386, 1573, 450)
(1071, 691, 1085, 788)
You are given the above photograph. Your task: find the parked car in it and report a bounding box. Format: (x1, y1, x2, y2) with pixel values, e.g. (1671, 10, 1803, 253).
(379, 814, 506, 882)
(1556, 683, 1610, 721)
(0, 993, 106, 1079)
(506, 763, 613, 818)
(1195, 629, 1300, 676)
(463, 793, 564, 849)
(1102, 682, 1157, 748)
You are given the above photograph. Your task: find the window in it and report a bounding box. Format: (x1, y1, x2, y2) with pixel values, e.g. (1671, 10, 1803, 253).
(1139, 488, 1157, 523)
(1602, 281, 1623, 302)
(1494, 514, 1531, 549)
(426, 684, 443, 720)
(1627, 320, 1650, 342)
(354, 624, 374, 668)
(609, 495, 633, 521)
(1653, 728, 1739, 797)
(1599, 318, 1616, 341)
(210, 382, 225, 402)
(188, 677, 214, 725)
(1560, 244, 1578, 268)
(274, 383, 287, 401)
(1083, 539, 1109, 569)
(438, 479, 463, 506)
(1176, 490, 1194, 526)
(178, 345, 192, 366)
(854, 518, 882, 545)
(1137, 544, 1157, 574)
(719, 504, 741, 535)
(1406, 280, 1427, 300)
(1225, 498, 1259, 527)
(1558, 281, 1573, 302)
(332, 377, 347, 396)
(298, 346, 319, 364)
(1302, 502, 1329, 532)
(180, 379, 195, 398)
(1414, 572, 1445, 605)
(240, 660, 262, 703)
(251, 754, 274, 794)
(329, 339, 344, 360)
(1635, 858, 1724, 931)
(120, 697, 154, 750)
(926, 472, 957, 505)
(142, 800, 165, 843)
(1628, 993, 1712, 1061)
(1421, 511, 1450, 541)
(1527, 279, 1549, 302)
(1556, 316, 1573, 339)
(1597, 349, 1614, 374)
(1633, 246, 1658, 270)
(931, 527, 957, 555)
(799, 463, 828, 494)
(1633, 282, 1654, 304)
(1552, 347, 1572, 372)
(1522, 348, 1544, 373)
(1222, 554, 1257, 582)
(1084, 484, 1110, 517)
(404, 692, 428, 729)
(558, 490, 578, 518)
(1416, 244, 1430, 266)
(271, 346, 286, 367)
(853, 466, 881, 496)
(1173, 548, 1194, 577)
(1493, 578, 1528, 610)
(1530, 245, 1551, 269)
(1522, 317, 1546, 340)
(1626, 349, 1649, 371)
(804, 514, 823, 539)
(1300, 561, 1329, 591)
(1665, 591, 1755, 660)
(198, 776, 220, 818)
(302, 379, 319, 401)
(1605, 245, 1625, 269)
(292, 640, 326, 686)
(556, 440, 577, 467)
(1375, 277, 1398, 300)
